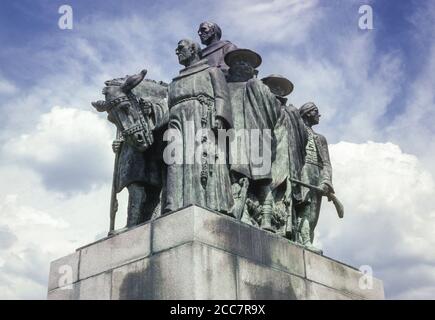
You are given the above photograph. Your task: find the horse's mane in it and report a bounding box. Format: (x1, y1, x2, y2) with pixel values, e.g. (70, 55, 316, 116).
(105, 77, 168, 88)
(143, 78, 169, 87)
(133, 78, 168, 101)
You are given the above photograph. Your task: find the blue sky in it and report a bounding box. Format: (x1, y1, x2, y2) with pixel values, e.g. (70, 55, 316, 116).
(2, 0, 433, 146)
(0, 0, 421, 86)
(0, 0, 434, 299)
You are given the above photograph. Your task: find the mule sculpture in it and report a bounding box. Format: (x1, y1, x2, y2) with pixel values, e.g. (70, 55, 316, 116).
(92, 70, 168, 234)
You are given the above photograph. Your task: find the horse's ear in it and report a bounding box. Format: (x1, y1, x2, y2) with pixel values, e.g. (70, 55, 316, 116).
(92, 100, 108, 112)
(121, 69, 147, 92)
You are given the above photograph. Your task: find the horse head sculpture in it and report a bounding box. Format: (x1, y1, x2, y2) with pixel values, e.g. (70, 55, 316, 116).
(92, 69, 155, 152)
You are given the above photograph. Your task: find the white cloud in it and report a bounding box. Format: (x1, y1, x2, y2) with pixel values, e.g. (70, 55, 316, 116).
(0, 0, 433, 300)
(0, 165, 127, 299)
(2, 106, 114, 193)
(0, 189, 73, 299)
(385, 33, 435, 178)
(0, 9, 185, 300)
(0, 77, 17, 95)
(258, 24, 404, 145)
(317, 141, 435, 299)
(0, 105, 129, 298)
(216, 0, 322, 47)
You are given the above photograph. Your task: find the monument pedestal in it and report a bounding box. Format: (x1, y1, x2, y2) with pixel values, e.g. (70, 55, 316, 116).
(47, 206, 384, 300)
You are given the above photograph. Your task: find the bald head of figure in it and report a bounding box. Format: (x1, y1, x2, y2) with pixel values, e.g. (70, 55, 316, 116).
(198, 21, 222, 46)
(175, 39, 202, 67)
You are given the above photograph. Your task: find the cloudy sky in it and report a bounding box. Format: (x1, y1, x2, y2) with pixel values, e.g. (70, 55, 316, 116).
(0, 0, 434, 299)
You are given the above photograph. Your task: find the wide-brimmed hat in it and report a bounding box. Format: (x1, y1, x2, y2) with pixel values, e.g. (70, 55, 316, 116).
(224, 49, 262, 68)
(261, 74, 294, 97)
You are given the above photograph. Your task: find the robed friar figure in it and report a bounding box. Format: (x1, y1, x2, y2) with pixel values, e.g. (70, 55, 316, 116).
(198, 21, 237, 74)
(164, 39, 234, 214)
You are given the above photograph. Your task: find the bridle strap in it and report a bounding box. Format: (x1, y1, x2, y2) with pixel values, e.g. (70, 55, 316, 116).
(105, 94, 155, 144)
(106, 95, 137, 112)
(122, 124, 144, 137)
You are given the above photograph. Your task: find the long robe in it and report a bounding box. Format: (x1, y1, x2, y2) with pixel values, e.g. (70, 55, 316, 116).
(228, 78, 280, 182)
(269, 102, 308, 237)
(164, 59, 234, 213)
(271, 103, 308, 195)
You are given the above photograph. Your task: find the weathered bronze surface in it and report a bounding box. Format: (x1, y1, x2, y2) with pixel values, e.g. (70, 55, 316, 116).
(164, 39, 234, 214)
(91, 23, 342, 253)
(198, 21, 237, 74)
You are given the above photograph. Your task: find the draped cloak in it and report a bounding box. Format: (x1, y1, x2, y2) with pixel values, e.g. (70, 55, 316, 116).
(228, 78, 280, 182)
(271, 103, 308, 197)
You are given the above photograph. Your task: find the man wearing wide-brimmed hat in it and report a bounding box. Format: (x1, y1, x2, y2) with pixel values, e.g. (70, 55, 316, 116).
(297, 102, 334, 253)
(225, 48, 281, 232)
(261, 74, 294, 100)
(225, 48, 262, 83)
(262, 74, 308, 240)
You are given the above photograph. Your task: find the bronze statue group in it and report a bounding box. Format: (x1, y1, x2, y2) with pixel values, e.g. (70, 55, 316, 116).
(92, 22, 343, 255)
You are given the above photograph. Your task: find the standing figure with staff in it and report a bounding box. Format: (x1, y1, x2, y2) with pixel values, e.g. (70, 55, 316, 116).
(297, 102, 340, 253)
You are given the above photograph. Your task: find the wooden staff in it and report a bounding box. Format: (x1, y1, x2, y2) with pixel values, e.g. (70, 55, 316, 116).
(108, 129, 122, 235)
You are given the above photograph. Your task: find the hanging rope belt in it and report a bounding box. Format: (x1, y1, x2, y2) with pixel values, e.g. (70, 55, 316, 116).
(171, 94, 216, 188)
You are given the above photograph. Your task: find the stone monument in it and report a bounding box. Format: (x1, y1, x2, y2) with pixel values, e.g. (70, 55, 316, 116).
(47, 22, 384, 300)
